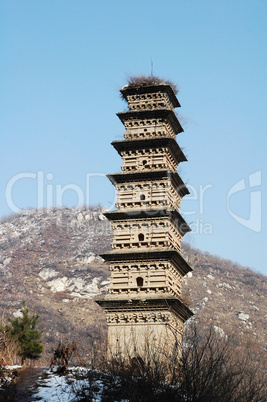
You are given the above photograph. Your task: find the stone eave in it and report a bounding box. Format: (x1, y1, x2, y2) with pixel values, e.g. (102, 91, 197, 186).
(100, 248, 192, 276)
(107, 170, 189, 198)
(95, 294, 193, 322)
(120, 83, 180, 108)
(111, 137, 187, 164)
(104, 209, 191, 236)
(117, 109, 183, 135)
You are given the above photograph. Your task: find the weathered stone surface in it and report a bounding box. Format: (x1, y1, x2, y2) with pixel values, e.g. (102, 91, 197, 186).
(97, 80, 193, 357)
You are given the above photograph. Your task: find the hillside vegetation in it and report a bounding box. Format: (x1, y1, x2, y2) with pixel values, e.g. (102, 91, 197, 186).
(0, 207, 266, 363)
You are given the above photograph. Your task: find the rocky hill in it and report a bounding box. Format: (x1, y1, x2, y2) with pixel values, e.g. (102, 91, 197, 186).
(0, 207, 266, 363)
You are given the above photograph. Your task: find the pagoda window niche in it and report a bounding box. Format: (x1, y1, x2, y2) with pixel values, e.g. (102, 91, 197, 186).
(136, 277, 144, 287)
(138, 233, 145, 242)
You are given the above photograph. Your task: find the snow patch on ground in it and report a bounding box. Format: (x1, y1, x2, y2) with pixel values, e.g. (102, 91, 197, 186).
(33, 368, 105, 401)
(13, 310, 23, 318)
(0, 366, 22, 389)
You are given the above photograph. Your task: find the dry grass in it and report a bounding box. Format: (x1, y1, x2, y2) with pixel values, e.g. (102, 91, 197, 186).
(124, 74, 178, 94)
(0, 313, 20, 368)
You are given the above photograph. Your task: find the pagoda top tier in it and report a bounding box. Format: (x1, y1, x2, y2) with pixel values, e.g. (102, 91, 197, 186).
(120, 76, 180, 111)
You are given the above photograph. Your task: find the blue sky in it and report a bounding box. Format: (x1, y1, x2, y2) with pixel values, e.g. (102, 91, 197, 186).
(1, 1, 267, 276)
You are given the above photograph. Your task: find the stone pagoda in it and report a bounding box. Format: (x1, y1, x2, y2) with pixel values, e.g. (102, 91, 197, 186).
(96, 77, 193, 357)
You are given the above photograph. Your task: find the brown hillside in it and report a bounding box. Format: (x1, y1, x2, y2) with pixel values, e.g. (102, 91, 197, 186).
(0, 207, 266, 363)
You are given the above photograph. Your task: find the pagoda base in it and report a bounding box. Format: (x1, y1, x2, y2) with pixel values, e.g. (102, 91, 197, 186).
(96, 294, 192, 359)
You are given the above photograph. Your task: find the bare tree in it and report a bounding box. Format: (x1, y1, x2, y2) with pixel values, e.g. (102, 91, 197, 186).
(65, 321, 267, 401)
